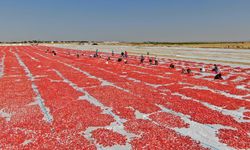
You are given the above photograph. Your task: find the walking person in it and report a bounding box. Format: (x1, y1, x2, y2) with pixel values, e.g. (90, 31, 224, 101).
(96, 49, 99, 56)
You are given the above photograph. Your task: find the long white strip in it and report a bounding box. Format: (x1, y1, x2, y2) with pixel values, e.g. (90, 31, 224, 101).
(183, 85, 249, 101)
(24, 52, 40, 62)
(54, 69, 134, 150)
(0, 109, 12, 122)
(0, 53, 5, 78)
(172, 92, 250, 123)
(156, 104, 234, 150)
(14, 51, 53, 123)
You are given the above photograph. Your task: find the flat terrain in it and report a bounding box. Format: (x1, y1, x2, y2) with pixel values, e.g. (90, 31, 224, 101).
(51, 44, 250, 67)
(104, 42, 250, 50)
(0, 45, 249, 149)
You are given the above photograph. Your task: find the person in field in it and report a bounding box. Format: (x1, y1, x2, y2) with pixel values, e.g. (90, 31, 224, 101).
(214, 73, 223, 80)
(212, 64, 219, 73)
(125, 51, 128, 58)
(118, 57, 122, 62)
(105, 57, 110, 64)
(181, 68, 187, 74)
(200, 66, 206, 72)
(52, 50, 56, 56)
(124, 59, 128, 64)
(76, 53, 80, 58)
(170, 63, 175, 69)
(149, 57, 153, 65)
(121, 52, 124, 57)
(181, 68, 191, 74)
(107, 56, 111, 61)
(154, 56, 158, 65)
(96, 49, 99, 56)
(140, 55, 145, 64)
(112, 50, 114, 56)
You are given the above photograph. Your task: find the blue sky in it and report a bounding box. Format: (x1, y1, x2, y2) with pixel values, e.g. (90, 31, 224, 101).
(0, 0, 249, 42)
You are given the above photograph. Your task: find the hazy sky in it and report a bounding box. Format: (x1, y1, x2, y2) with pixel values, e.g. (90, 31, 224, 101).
(0, 0, 250, 42)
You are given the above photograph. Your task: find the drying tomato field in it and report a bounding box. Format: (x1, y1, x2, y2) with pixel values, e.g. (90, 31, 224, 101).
(0, 45, 249, 149)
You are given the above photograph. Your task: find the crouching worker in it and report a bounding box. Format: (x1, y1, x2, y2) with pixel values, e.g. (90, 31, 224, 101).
(118, 57, 122, 62)
(148, 58, 153, 65)
(107, 56, 111, 61)
(181, 68, 191, 74)
(214, 73, 223, 80)
(154, 58, 158, 65)
(181, 68, 187, 74)
(170, 63, 175, 69)
(200, 66, 206, 72)
(52, 50, 57, 56)
(149, 57, 153, 65)
(93, 53, 98, 58)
